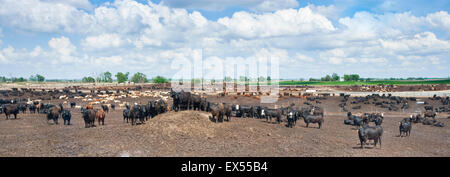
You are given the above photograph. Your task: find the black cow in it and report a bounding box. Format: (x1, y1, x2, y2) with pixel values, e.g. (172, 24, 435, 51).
(61, 110, 72, 125)
(101, 104, 109, 113)
(2, 104, 19, 119)
(358, 125, 383, 149)
(223, 103, 232, 122)
(286, 109, 297, 128)
(154, 99, 167, 114)
(178, 91, 192, 110)
(254, 106, 263, 119)
(130, 105, 145, 125)
(347, 112, 364, 128)
(191, 95, 202, 111)
(200, 98, 208, 111)
(433, 122, 445, 127)
(265, 108, 282, 124)
(123, 108, 131, 123)
(236, 105, 253, 118)
(70, 102, 76, 108)
(170, 89, 181, 112)
(46, 105, 62, 125)
(209, 102, 224, 123)
(422, 118, 437, 125)
(374, 116, 383, 126)
(301, 113, 324, 129)
(424, 111, 436, 119)
(28, 104, 37, 114)
(399, 116, 412, 137)
(18, 103, 27, 114)
(147, 101, 157, 119)
(82, 109, 96, 128)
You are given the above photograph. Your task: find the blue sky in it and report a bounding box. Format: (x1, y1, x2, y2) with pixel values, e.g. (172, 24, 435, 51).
(0, 0, 449, 79)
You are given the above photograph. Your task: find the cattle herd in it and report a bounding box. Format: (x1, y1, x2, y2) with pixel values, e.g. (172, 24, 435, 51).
(0, 86, 449, 151)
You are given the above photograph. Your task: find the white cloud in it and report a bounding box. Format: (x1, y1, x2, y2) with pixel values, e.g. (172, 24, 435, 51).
(82, 33, 123, 50)
(218, 6, 335, 38)
(0, 28, 2, 46)
(93, 56, 123, 66)
(360, 57, 387, 63)
(48, 36, 80, 63)
(41, 0, 93, 10)
(0, 0, 93, 33)
(0, 1, 449, 78)
(30, 46, 43, 57)
(379, 32, 450, 54)
(161, 0, 299, 12)
(48, 36, 76, 56)
(295, 53, 314, 62)
(251, 0, 299, 12)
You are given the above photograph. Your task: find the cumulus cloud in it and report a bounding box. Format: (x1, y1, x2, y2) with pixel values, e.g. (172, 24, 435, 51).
(48, 37, 76, 56)
(0, 0, 449, 79)
(0, 0, 93, 33)
(48, 36, 80, 63)
(218, 6, 335, 38)
(251, 0, 299, 12)
(379, 32, 450, 54)
(82, 33, 123, 50)
(0, 28, 2, 46)
(161, 0, 299, 12)
(295, 53, 314, 62)
(41, 0, 93, 10)
(93, 56, 123, 66)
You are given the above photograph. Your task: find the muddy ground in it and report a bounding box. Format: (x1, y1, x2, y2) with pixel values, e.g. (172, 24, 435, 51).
(0, 95, 449, 157)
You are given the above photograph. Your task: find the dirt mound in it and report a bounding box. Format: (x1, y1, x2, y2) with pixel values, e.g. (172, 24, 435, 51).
(139, 111, 217, 140)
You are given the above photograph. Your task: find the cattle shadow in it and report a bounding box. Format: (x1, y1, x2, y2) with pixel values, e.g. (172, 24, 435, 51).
(3, 117, 21, 120)
(303, 125, 321, 129)
(352, 146, 375, 149)
(208, 116, 226, 123)
(265, 121, 280, 125)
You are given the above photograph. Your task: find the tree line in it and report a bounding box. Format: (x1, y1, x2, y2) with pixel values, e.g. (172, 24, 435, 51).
(308, 73, 360, 82)
(81, 72, 169, 84)
(0, 74, 45, 83)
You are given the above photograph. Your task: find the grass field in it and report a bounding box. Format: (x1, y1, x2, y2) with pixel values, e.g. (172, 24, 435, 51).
(253, 79, 450, 86)
(1, 79, 449, 87)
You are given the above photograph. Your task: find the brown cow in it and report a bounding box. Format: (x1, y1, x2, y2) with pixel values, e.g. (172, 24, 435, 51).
(210, 103, 224, 123)
(95, 109, 106, 125)
(85, 105, 93, 110)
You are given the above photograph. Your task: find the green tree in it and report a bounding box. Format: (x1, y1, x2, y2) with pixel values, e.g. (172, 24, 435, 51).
(332, 73, 340, 81)
(97, 71, 112, 82)
(12, 77, 26, 82)
(131, 72, 148, 83)
(82, 76, 96, 83)
(257, 76, 266, 82)
(36, 74, 45, 82)
(321, 75, 332, 81)
(343, 74, 350, 81)
(29, 75, 37, 82)
(239, 76, 249, 82)
(343, 74, 360, 81)
(30, 74, 45, 82)
(152, 76, 169, 83)
(115, 72, 129, 83)
(350, 74, 360, 81)
(0, 76, 6, 82)
(103, 71, 113, 82)
(223, 76, 233, 82)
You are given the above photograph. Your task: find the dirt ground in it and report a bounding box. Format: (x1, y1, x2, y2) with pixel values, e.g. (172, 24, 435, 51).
(0, 93, 449, 157)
